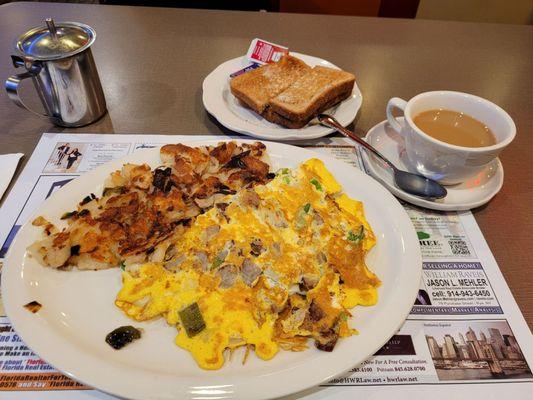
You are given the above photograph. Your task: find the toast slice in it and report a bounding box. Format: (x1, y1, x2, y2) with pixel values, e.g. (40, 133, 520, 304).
(262, 107, 308, 129)
(268, 66, 355, 123)
(230, 55, 311, 114)
(262, 89, 352, 128)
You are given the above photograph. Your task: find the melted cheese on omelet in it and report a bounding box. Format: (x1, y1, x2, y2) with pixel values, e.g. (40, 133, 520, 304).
(115, 158, 380, 369)
(117, 263, 278, 369)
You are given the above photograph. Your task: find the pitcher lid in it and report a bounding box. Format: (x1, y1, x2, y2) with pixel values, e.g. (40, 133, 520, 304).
(16, 19, 96, 61)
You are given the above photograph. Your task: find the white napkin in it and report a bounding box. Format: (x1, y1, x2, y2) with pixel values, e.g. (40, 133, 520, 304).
(0, 153, 23, 201)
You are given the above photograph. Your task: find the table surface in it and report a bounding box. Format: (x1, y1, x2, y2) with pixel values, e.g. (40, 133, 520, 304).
(0, 2, 532, 329)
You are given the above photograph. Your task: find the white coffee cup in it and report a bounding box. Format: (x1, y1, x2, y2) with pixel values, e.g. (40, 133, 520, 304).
(386, 91, 516, 185)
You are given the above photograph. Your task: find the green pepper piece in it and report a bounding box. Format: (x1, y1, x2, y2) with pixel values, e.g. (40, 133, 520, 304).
(179, 302, 206, 337)
(295, 204, 311, 230)
(105, 325, 141, 350)
(211, 256, 224, 270)
(310, 178, 322, 191)
(347, 226, 365, 243)
(339, 312, 349, 322)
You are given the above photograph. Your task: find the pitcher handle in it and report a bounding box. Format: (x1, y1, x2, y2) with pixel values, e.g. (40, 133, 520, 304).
(5, 62, 49, 118)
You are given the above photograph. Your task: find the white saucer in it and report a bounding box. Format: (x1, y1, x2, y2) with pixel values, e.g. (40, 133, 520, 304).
(360, 118, 504, 211)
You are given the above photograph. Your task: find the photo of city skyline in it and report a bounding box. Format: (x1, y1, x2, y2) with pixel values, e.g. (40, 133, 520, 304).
(424, 320, 531, 381)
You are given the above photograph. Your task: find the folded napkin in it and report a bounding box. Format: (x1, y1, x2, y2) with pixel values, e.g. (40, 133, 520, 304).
(0, 153, 23, 201)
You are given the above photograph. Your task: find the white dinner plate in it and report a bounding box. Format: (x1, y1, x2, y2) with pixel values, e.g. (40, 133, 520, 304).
(202, 53, 362, 141)
(3, 139, 421, 400)
(361, 119, 504, 211)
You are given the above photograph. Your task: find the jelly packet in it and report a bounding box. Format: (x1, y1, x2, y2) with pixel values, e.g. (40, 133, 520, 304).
(229, 38, 289, 78)
(246, 38, 289, 64)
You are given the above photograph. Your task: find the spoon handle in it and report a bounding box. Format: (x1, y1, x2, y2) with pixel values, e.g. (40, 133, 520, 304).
(318, 114, 395, 171)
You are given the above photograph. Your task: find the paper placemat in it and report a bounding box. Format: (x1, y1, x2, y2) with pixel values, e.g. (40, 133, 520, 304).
(0, 133, 531, 399)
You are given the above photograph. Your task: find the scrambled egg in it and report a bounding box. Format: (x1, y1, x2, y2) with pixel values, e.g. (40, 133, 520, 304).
(115, 158, 380, 370)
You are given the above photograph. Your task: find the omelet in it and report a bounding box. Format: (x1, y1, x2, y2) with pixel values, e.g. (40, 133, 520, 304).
(116, 158, 380, 370)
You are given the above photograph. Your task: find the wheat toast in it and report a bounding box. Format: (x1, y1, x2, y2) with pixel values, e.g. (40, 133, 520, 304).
(268, 66, 355, 123)
(229, 55, 310, 114)
(262, 89, 352, 128)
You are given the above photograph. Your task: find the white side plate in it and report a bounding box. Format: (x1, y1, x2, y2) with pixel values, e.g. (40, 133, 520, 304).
(202, 53, 362, 141)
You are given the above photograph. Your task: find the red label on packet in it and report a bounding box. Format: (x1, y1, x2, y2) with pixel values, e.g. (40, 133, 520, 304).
(246, 38, 289, 64)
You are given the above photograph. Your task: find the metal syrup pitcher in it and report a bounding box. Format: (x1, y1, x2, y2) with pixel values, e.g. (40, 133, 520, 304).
(5, 18, 107, 127)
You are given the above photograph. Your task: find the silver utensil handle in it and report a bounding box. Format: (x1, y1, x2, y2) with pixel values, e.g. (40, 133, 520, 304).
(318, 114, 395, 170)
(5, 70, 49, 118)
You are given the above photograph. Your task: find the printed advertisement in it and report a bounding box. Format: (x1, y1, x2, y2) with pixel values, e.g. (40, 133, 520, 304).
(44, 142, 131, 173)
(405, 205, 476, 260)
(411, 262, 502, 315)
(326, 319, 531, 387)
